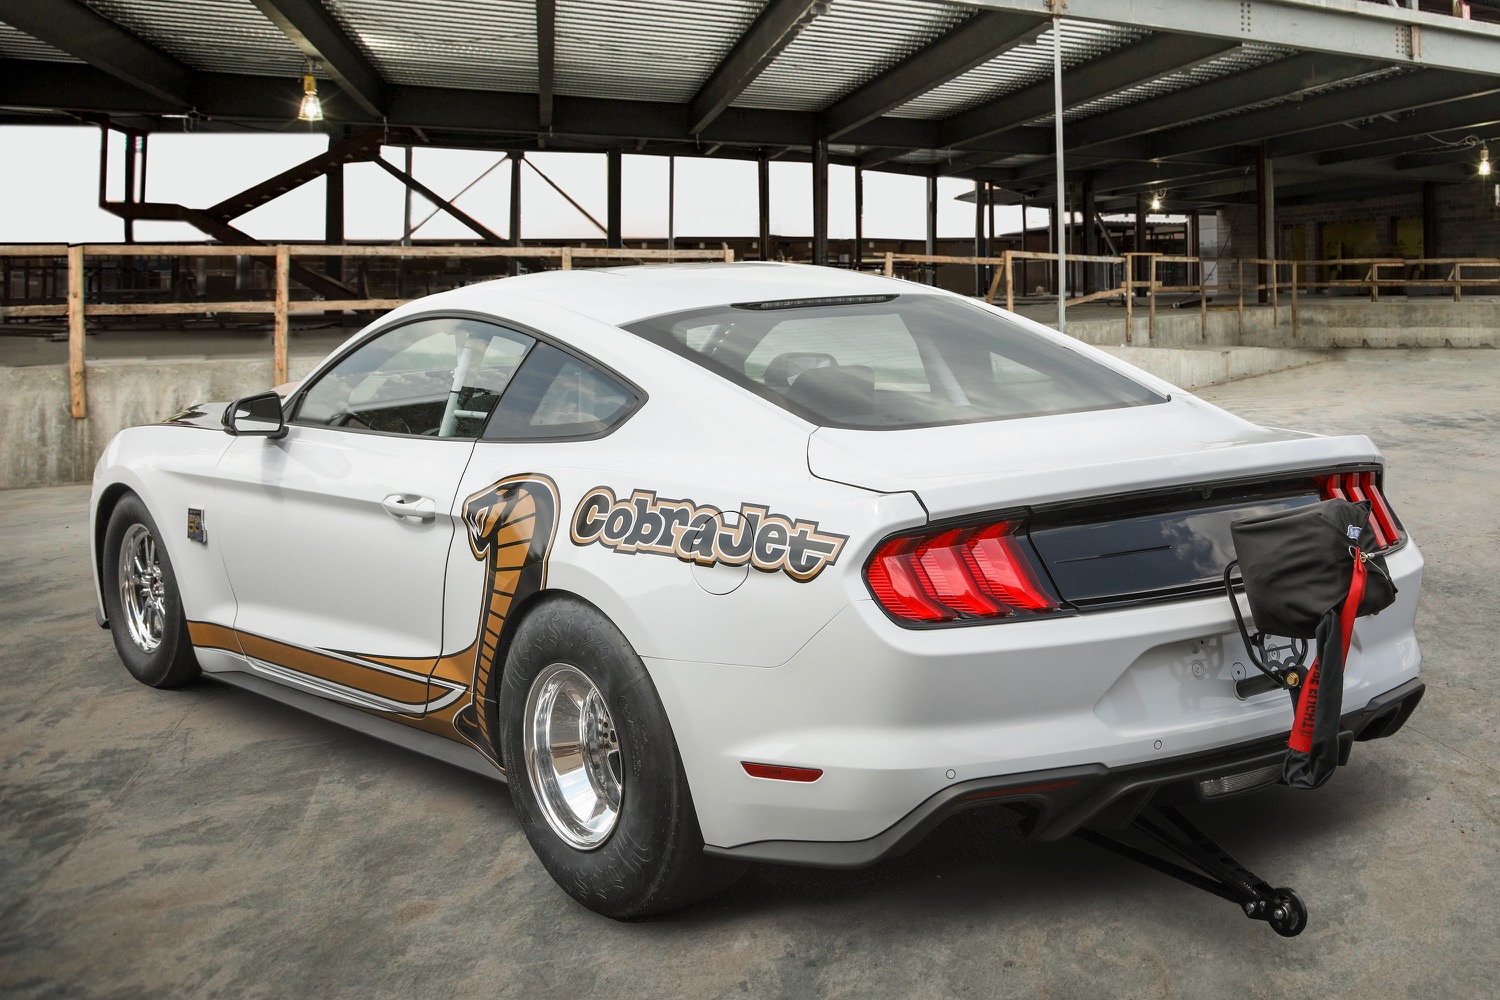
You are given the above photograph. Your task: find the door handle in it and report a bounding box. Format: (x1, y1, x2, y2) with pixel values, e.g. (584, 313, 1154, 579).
(382, 494, 437, 522)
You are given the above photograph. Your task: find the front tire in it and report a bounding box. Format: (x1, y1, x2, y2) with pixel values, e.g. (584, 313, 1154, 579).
(101, 494, 200, 689)
(499, 596, 743, 918)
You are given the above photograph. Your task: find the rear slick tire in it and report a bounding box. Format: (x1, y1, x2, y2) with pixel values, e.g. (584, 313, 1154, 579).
(498, 596, 744, 918)
(101, 494, 200, 689)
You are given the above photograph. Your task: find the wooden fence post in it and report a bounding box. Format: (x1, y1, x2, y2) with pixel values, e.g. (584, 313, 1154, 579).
(561, 247, 573, 271)
(1198, 256, 1207, 342)
(1005, 252, 1015, 313)
(883, 251, 894, 277)
(723, 244, 734, 263)
(1148, 254, 1157, 345)
(273, 244, 290, 387)
(67, 244, 86, 419)
(1271, 260, 1279, 328)
(1453, 263, 1462, 301)
(1291, 260, 1299, 340)
(1237, 258, 1244, 340)
(1123, 260, 1133, 345)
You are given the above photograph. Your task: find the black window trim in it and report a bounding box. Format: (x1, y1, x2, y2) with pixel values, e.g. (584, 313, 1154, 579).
(285, 309, 646, 443)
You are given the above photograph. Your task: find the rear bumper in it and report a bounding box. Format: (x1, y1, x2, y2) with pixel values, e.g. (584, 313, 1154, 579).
(703, 677, 1425, 869)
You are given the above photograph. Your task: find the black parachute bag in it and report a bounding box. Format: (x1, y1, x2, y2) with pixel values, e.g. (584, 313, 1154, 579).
(1224, 498, 1397, 789)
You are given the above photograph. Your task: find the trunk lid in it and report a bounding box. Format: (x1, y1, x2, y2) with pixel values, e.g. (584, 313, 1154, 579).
(807, 395, 1380, 520)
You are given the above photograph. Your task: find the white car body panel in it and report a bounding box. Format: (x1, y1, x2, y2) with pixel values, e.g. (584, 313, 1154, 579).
(89, 263, 1425, 863)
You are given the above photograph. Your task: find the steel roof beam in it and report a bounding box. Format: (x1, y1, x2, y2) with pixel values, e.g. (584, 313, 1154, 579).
(249, 0, 385, 116)
(1065, 52, 1388, 150)
(1150, 69, 1500, 158)
(1282, 94, 1500, 159)
(957, 0, 1500, 77)
(689, 0, 818, 135)
(940, 33, 1239, 150)
(821, 11, 1047, 140)
(0, 0, 194, 107)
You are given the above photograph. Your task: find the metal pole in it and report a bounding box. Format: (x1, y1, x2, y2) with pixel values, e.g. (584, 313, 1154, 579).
(973, 180, 984, 297)
(509, 151, 523, 276)
(758, 154, 771, 260)
(925, 175, 937, 284)
(401, 147, 413, 248)
(854, 166, 864, 272)
(812, 140, 829, 267)
(606, 149, 622, 249)
(1052, 11, 1066, 334)
(668, 155, 676, 255)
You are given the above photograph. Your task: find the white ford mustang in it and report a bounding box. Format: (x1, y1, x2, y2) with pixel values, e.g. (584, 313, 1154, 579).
(90, 263, 1424, 919)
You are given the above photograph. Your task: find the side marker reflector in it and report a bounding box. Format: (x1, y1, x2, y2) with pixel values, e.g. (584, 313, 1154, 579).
(742, 762, 823, 782)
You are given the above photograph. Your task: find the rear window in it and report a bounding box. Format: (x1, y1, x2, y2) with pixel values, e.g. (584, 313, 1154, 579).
(624, 295, 1165, 430)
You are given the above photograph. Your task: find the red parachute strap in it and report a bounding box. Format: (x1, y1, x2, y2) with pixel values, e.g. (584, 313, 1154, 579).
(1288, 551, 1368, 754)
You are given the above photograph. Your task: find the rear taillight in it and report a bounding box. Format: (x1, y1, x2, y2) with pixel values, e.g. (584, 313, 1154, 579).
(865, 520, 1062, 625)
(1320, 470, 1402, 548)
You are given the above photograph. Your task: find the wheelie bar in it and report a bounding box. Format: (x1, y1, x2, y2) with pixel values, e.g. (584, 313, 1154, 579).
(1075, 805, 1308, 937)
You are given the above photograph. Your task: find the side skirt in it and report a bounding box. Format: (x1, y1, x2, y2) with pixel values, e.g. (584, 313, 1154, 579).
(207, 665, 506, 784)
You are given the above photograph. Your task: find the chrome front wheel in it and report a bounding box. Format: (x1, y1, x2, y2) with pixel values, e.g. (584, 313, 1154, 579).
(118, 522, 167, 653)
(523, 662, 623, 850)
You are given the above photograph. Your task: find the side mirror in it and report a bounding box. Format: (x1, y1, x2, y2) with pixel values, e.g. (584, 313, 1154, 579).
(223, 391, 287, 439)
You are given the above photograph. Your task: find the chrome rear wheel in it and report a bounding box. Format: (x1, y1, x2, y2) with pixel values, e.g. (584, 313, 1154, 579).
(523, 662, 623, 850)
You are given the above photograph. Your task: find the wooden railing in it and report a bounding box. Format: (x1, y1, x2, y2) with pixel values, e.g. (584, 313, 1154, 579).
(0, 243, 733, 419)
(880, 251, 1500, 345)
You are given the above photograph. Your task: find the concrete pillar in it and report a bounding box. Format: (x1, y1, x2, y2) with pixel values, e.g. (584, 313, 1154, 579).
(606, 149, 622, 249)
(812, 140, 829, 267)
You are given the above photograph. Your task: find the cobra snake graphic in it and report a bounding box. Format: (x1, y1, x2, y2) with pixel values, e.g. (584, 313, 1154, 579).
(451, 474, 560, 762)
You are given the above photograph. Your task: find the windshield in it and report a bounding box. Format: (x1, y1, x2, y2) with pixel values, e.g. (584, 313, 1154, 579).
(624, 295, 1166, 430)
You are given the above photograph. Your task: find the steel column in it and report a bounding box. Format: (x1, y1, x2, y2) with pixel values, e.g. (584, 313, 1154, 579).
(1257, 145, 1274, 304)
(606, 149, 623, 248)
(812, 140, 829, 267)
(854, 166, 864, 272)
(758, 154, 771, 260)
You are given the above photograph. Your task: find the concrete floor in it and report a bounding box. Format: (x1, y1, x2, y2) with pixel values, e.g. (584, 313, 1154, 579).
(2, 350, 1497, 999)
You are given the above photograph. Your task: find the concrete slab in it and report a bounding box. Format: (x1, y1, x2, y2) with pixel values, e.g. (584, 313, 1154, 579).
(2, 350, 1497, 998)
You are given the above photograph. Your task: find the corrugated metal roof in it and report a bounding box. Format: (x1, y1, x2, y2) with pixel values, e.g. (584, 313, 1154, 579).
(1159, 64, 1414, 131)
(1057, 44, 1291, 125)
(891, 20, 1145, 120)
(82, 0, 305, 76)
(555, 0, 764, 104)
(0, 22, 82, 63)
(734, 0, 973, 113)
(325, 0, 537, 92)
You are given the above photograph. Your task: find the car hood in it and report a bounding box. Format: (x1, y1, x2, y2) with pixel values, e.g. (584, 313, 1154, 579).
(806, 395, 1382, 520)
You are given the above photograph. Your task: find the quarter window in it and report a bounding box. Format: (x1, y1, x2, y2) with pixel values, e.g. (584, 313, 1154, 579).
(295, 317, 533, 438)
(484, 343, 637, 440)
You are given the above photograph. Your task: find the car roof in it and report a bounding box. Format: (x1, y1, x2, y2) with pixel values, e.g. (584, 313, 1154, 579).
(420, 261, 935, 328)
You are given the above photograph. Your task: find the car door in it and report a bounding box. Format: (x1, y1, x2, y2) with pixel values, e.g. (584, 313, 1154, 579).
(213, 315, 535, 717)
(433, 339, 642, 751)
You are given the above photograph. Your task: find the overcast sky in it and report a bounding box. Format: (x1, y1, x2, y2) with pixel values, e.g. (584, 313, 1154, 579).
(0, 126, 1049, 244)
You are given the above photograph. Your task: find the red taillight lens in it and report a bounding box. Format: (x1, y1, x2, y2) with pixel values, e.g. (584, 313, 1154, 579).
(1320, 470, 1402, 548)
(866, 520, 1061, 625)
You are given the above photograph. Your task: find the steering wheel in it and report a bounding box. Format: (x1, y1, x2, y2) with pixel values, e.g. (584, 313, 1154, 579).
(331, 410, 412, 435)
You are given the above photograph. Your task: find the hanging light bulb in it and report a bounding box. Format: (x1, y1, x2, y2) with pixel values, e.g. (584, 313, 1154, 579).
(1480, 143, 1491, 177)
(1150, 190, 1163, 212)
(298, 70, 323, 123)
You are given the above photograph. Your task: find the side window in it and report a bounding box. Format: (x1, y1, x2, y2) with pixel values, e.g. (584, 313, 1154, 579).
(295, 317, 533, 438)
(484, 343, 637, 440)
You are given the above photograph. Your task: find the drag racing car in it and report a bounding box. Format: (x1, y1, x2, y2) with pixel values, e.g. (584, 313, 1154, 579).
(90, 262, 1424, 921)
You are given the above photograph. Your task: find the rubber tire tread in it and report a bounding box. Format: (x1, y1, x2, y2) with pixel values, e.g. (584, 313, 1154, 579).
(499, 596, 744, 919)
(101, 494, 200, 689)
